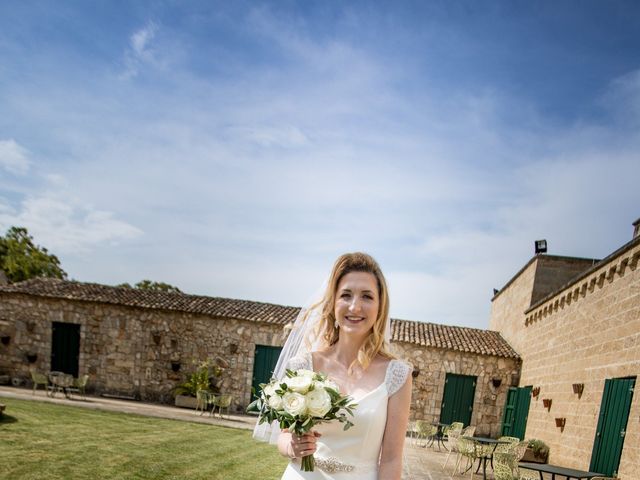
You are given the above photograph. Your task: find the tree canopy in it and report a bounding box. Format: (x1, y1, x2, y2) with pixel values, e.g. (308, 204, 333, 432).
(117, 279, 182, 293)
(0, 226, 67, 283)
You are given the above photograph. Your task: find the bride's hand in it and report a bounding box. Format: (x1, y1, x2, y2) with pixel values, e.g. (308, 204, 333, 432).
(285, 430, 322, 459)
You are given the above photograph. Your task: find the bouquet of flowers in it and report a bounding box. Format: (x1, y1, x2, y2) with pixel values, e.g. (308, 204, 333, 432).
(248, 368, 357, 472)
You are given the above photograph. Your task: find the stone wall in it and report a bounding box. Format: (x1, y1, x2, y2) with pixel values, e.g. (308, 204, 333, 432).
(0, 294, 285, 408)
(392, 342, 520, 437)
(489, 239, 640, 478)
(0, 291, 519, 438)
(489, 259, 538, 353)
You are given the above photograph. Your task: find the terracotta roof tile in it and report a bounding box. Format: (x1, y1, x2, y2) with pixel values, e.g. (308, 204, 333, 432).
(390, 318, 519, 358)
(0, 278, 299, 325)
(0, 278, 519, 358)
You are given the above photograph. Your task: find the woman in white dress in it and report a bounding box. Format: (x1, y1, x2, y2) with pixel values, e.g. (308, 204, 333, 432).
(261, 252, 413, 480)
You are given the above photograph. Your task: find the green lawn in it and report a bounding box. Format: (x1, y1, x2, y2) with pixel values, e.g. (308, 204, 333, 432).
(0, 398, 288, 479)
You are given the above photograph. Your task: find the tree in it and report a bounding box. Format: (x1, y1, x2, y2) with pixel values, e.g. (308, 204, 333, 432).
(0, 226, 67, 283)
(117, 279, 182, 293)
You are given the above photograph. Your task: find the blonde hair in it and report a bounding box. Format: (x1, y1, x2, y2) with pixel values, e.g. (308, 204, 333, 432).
(306, 252, 394, 371)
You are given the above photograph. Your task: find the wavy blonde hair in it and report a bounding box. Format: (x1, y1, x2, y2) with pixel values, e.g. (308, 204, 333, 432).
(306, 252, 394, 371)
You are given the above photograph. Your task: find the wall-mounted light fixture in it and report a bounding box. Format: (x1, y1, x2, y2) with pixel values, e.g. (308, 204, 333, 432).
(491, 378, 502, 389)
(542, 398, 552, 411)
(26, 352, 38, 363)
(555, 417, 566, 432)
(531, 387, 541, 398)
(0, 335, 10, 346)
(171, 360, 181, 372)
(535, 239, 548, 254)
(412, 367, 420, 378)
(572, 383, 584, 399)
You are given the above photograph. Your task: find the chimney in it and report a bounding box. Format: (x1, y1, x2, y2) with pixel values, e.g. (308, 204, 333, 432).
(634, 218, 640, 239)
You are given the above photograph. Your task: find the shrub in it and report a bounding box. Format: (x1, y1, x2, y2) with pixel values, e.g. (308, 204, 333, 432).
(527, 438, 550, 458)
(173, 361, 222, 397)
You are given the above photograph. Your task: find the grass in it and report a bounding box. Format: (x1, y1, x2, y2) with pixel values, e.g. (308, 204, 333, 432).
(0, 398, 288, 479)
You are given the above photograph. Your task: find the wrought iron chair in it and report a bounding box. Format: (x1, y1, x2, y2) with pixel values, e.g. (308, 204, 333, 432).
(442, 421, 464, 451)
(195, 389, 210, 415)
(494, 436, 520, 454)
(71, 374, 89, 399)
(211, 394, 233, 418)
(453, 425, 477, 477)
(406, 420, 420, 445)
(442, 428, 461, 470)
(30, 369, 48, 395)
(493, 440, 529, 480)
(415, 420, 437, 447)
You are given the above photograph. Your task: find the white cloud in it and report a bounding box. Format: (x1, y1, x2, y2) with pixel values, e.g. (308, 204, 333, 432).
(0, 139, 30, 174)
(0, 192, 143, 255)
(121, 21, 159, 79)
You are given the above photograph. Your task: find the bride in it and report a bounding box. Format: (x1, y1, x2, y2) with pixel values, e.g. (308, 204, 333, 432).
(255, 252, 412, 479)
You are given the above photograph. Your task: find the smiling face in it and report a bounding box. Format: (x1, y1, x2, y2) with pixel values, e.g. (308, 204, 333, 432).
(334, 271, 380, 340)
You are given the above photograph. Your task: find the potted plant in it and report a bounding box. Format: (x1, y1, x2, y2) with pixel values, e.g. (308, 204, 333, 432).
(173, 361, 221, 409)
(522, 439, 550, 463)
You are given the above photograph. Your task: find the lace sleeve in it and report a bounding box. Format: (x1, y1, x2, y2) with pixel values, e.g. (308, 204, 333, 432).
(385, 360, 412, 396)
(286, 353, 312, 372)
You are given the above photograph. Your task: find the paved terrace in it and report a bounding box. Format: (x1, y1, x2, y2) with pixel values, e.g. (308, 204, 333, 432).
(1, 386, 498, 479)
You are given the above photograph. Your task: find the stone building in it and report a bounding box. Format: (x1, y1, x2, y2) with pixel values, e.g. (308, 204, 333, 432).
(490, 220, 640, 478)
(0, 277, 518, 436)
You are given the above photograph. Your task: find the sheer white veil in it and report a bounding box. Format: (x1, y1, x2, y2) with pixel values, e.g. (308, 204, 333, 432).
(252, 276, 392, 444)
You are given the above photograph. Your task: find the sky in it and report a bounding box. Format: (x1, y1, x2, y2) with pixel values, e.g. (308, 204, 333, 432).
(1, 1, 639, 330)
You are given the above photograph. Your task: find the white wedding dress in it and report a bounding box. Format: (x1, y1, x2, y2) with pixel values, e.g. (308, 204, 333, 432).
(280, 354, 412, 479)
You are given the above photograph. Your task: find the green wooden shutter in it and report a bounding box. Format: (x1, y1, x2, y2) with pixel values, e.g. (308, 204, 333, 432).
(590, 377, 636, 476)
(440, 373, 477, 426)
(501, 386, 531, 439)
(512, 386, 532, 439)
(251, 345, 282, 400)
(501, 387, 518, 436)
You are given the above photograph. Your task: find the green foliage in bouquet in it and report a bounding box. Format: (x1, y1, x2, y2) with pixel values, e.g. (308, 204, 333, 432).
(247, 368, 357, 472)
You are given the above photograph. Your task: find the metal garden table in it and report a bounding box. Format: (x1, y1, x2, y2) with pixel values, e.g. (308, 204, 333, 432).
(518, 461, 605, 480)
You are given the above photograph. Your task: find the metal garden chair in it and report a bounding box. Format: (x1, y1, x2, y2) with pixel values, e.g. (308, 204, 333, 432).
(30, 369, 48, 395)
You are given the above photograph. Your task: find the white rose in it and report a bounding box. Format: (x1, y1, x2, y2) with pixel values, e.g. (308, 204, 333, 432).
(283, 392, 307, 416)
(319, 380, 339, 393)
(305, 388, 332, 417)
(268, 393, 284, 410)
(296, 369, 315, 379)
(286, 375, 313, 394)
(263, 383, 277, 398)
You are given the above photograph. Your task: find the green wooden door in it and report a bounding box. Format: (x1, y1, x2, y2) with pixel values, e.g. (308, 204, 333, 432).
(440, 373, 476, 426)
(251, 345, 282, 400)
(51, 322, 80, 377)
(590, 377, 635, 477)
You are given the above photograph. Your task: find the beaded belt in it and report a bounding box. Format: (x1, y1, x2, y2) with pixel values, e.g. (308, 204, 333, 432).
(314, 456, 355, 474)
(313, 456, 376, 474)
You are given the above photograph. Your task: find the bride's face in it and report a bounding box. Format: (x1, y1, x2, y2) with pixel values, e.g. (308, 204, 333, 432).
(334, 271, 380, 338)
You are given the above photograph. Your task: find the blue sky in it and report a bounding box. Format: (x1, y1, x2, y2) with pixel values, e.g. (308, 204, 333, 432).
(1, 1, 639, 329)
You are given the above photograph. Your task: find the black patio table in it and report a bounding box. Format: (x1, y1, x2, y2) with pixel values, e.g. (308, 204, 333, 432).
(519, 461, 605, 480)
(426, 422, 448, 451)
(462, 436, 511, 480)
